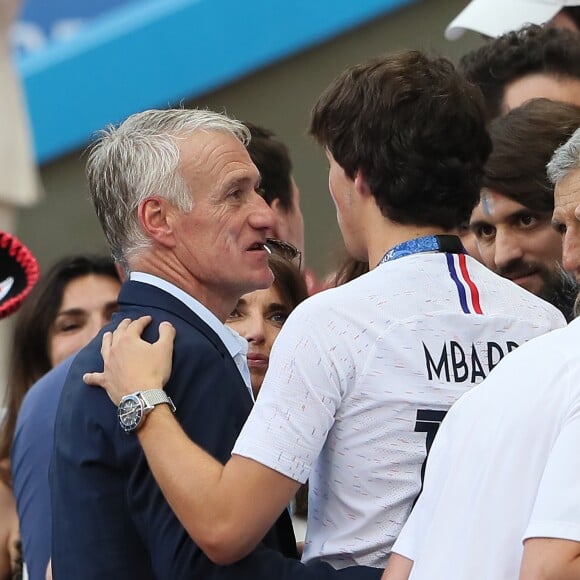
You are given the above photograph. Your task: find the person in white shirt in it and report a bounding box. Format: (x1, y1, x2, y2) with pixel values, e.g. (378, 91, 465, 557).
(382, 127, 580, 580)
(83, 51, 565, 571)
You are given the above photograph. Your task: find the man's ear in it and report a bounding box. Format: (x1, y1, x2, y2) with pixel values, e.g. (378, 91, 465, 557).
(270, 197, 288, 217)
(354, 170, 373, 199)
(269, 197, 285, 239)
(137, 197, 176, 248)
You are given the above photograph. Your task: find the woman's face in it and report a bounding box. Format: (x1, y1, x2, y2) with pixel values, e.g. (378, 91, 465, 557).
(48, 274, 120, 367)
(226, 284, 292, 397)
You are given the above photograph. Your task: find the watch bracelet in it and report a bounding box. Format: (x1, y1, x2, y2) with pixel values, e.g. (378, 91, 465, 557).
(141, 389, 176, 412)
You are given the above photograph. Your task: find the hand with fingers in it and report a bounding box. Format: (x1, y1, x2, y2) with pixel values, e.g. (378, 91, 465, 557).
(83, 316, 176, 405)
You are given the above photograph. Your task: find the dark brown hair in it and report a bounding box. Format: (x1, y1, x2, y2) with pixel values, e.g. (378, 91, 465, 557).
(460, 25, 580, 121)
(561, 6, 580, 29)
(268, 253, 308, 310)
(483, 98, 580, 212)
(310, 50, 491, 230)
(245, 123, 294, 213)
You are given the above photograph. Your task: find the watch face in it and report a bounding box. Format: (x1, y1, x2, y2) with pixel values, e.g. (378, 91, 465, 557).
(118, 394, 143, 432)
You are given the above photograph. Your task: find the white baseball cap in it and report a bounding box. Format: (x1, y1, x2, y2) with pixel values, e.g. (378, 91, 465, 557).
(445, 0, 580, 40)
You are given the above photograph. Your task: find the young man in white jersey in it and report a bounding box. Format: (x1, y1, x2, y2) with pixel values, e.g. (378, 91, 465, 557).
(83, 51, 566, 571)
(382, 127, 580, 580)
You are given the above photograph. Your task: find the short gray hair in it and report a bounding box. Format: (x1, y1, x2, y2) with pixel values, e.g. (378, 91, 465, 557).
(547, 127, 580, 185)
(86, 108, 250, 268)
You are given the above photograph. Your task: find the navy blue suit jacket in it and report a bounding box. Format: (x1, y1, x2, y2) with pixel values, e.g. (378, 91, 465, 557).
(50, 281, 380, 580)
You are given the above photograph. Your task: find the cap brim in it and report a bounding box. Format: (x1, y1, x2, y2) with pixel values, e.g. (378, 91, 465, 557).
(445, 0, 562, 40)
(0, 232, 39, 319)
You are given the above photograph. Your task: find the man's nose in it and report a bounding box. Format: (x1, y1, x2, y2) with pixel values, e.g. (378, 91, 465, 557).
(250, 193, 276, 232)
(493, 229, 524, 270)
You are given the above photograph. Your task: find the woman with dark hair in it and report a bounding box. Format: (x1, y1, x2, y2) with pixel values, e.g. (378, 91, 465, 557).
(226, 252, 307, 399)
(0, 254, 121, 580)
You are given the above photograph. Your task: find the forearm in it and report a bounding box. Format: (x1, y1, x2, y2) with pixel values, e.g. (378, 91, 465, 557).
(519, 538, 580, 580)
(82, 317, 299, 563)
(554, 561, 580, 580)
(136, 406, 297, 564)
(520, 559, 580, 580)
(381, 553, 413, 580)
(520, 558, 580, 580)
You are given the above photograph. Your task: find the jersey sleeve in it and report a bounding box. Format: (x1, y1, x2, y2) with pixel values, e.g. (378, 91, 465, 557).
(232, 299, 351, 483)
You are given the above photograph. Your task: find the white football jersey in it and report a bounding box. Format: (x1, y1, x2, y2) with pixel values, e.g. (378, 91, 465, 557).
(233, 251, 565, 568)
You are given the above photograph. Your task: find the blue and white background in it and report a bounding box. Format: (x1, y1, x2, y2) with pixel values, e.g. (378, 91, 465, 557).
(12, 0, 415, 163)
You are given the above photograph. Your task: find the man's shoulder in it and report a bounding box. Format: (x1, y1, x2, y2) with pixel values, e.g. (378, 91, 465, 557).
(453, 257, 566, 323)
(293, 272, 374, 314)
(119, 281, 233, 354)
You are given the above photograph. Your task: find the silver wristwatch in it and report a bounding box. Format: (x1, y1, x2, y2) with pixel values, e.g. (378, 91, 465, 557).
(117, 389, 176, 433)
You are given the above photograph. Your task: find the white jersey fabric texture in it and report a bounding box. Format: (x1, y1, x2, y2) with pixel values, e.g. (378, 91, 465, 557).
(232, 252, 566, 569)
(394, 316, 580, 580)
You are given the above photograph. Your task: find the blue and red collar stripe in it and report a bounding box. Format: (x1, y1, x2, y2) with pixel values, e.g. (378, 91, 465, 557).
(446, 253, 483, 315)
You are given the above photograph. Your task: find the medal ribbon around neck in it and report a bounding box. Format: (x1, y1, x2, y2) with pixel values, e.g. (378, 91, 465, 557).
(379, 234, 466, 265)
(378, 234, 482, 314)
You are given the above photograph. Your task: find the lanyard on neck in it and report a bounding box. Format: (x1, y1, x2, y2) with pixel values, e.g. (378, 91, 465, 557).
(379, 235, 466, 265)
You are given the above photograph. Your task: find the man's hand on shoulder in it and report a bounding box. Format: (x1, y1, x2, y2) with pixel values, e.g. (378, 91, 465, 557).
(83, 316, 176, 405)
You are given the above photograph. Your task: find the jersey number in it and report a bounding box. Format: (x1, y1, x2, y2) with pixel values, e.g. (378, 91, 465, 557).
(414, 409, 447, 499)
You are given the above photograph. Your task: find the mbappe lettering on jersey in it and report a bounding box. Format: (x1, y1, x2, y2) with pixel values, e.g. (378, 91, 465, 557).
(381, 235, 514, 381)
(423, 340, 519, 383)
